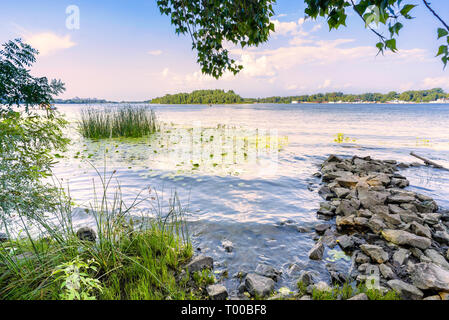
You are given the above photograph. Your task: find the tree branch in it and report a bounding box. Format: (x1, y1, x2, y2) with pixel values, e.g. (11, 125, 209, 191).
(350, 0, 386, 41)
(422, 0, 449, 31)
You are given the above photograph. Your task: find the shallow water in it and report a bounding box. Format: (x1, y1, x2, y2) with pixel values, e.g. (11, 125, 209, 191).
(41, 103, 449, 293)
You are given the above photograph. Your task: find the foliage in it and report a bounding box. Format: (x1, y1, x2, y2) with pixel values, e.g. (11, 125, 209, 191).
(51, 257, 102, 300)
(0, 39, 65, 114)
(157, 1, 449, 77)
(151, 89, 244, 104)
(54, 97, 113, 104)
(78, 105, 159, 139)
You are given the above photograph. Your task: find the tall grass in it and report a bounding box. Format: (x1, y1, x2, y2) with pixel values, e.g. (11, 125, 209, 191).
(78, 105, 159, 139)
(0, 166, 202, 300)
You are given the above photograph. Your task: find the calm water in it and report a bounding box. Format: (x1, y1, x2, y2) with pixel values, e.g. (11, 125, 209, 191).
(49, 103, 449, 293)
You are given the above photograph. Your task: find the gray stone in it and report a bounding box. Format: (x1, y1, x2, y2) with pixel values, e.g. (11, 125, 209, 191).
(334, 187, 350, 198)
(207, 284, 228, 300)
(186, 255, 214, 273)
(433, 231, 449, 245)
(222, 240, 234, 252)
(76, 227, 96, 242)
(336, 215, 356, 228)
(357, 187, 388, 209)
(416, 200, 438, 213)
(336, 200, 357, 216)
(308, 240, 324, 260)
(410, 263, 449, 291)
(381, 229, 431, 250)
(314, 281, 331, 292)
(424, 249, 449, 270)
(387, 194, 416, 204)
(368, 215, 387, 233)
(392, 248, 410, 266)
(355, 252, 371, 264)
(348, 293, 369, 300)
(371, 205, 402, 225)
(298, 270, 316, 286)
(390, 178, 409, 188)
(358, 209, 373, 218)
(387, 279, 423, 300)
(409, 221, 431, 239)
(255, 264, 281, 281)
(0, 232, 8, 243)
(360, 244, 389, 264)
(354, 217, 369, 227)
(379, 264, 395, 279)
(315, 223, 331, 233)
(400, 203, 418, 212)
(337, 235, 354, 251)
(335, 175, 359, 188)
(423, 295, 441, 300)
(245, 273, 275, 297)
(422, 213, 441, 225)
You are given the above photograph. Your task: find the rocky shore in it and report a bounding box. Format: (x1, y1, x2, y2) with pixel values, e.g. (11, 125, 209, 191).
(309, 154, 449, 300)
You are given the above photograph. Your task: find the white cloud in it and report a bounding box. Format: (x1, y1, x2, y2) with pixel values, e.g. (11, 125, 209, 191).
(422, 76, 449, 89)
(148, 50, 163, 56)
(23, 32, 76, 56)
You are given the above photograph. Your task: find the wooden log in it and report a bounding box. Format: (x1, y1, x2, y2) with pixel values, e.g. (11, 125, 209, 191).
(410, 152, 448, 170)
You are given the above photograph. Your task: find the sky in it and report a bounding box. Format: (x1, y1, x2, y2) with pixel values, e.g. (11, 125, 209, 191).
(1, 0, 449, 100)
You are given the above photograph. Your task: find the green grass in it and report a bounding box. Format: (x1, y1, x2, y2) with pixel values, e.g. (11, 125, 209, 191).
(0, 168, 209, 300)
(78, 105, 159, 139)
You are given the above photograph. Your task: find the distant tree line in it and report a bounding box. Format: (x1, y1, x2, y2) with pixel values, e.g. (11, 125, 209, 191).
(54, 97, 114, 104)
(151, 89, 243, 104)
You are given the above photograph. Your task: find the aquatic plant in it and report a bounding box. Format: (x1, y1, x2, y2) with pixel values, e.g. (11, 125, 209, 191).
(334, 133, 356, 144)
(78, 105, 159, 139)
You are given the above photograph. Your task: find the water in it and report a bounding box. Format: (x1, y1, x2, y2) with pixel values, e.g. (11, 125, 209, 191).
(49, 103, 449, 294)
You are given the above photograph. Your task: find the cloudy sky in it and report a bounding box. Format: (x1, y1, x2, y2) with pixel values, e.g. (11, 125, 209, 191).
(1, 0, 449, 100)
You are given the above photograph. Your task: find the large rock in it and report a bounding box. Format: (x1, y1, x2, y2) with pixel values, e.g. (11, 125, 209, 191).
(0, 233, 8, 243)
(245, 273, 275, 297)
(335, 175, 359, 188)
(410, 221, 431, 239)
(337, 235, 355, 251)
(410, 263, 449, 291)
(371, 205, 401, 225)
(308, 240, 324, 260)
(387, 279, 423, 300)
(255, 264, 281, 281)
(433, 231, 449, 245)
(348, 293, 369, 300)
(207, 284, 228, 300)
(336, 200, 357, 216)
(76, 227, 96, 242)
(357, 187, 388, 209)
(392, 248, 410, 266)
(186, 255, 214, 273)
(424, 249, 449, 271)
(387, 194, 416, 204)
(360, 244, 389, 264)
(381, 229, 431, 250)
(336, 215, 356, 228)
(298, 271, 316, 286)
(379, 264, 395, 279)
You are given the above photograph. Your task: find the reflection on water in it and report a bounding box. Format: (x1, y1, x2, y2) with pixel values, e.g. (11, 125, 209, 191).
(44, 103, 449, 292)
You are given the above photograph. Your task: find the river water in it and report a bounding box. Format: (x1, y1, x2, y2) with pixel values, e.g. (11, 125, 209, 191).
(50, 103, 449, 294)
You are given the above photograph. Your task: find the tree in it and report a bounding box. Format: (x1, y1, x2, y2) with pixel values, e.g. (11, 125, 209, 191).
(0, 39, 69, 219)
(158, 0, 449, 78)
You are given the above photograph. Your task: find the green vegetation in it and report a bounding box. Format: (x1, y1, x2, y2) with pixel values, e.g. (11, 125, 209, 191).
(158, 1, 449, 77)
(151, 89, 243, 104)
(54, 97, 113, 104)
(78, 106, 159, 139)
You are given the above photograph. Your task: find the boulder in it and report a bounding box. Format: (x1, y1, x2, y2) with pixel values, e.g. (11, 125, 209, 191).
(371, 205, 401, 225)
(392, 248, 410, 266)
(433, 231, 449, 245)
(298, 271, 316, 286)
(334, 187, 350, 198)
(255, 264, 281, 281)
(314, 281, 331, 292)
(315, 223, 331, 234)
(409, 221, 431, 239)
(360, 244, 389, 264)
(76, 227, 96, 242)
(308, 240, 324, 260)
(416, 200, 438, 213)
(422, 213, 441, 225)
(424, 249, 449, 271)
(186, 255, 214, 273)
(336, 215, 356, 228)
(381, 229, 431, 250)
(368, 215, 387, 234)
(336, 200, 357, 216)
(348, 293, 369, 300)
(379, 264, 395, 279)
(410, 263, 449, 291)
(336, 235, 355, 251)
(355, 252, 371, 264)
(387, 279, 424, 300)
(357, 188, 388, 209)
(245, 273, 275, 297)
(387, 194, 415, 204)
(207, 284, 228, 300)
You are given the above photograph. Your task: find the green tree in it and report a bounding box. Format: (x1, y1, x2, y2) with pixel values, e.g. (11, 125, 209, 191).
(0, 39, 69, 219)
(158, 1, 449, 78)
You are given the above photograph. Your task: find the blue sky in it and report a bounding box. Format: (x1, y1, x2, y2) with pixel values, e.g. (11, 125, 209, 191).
(1, 0, 449, 100)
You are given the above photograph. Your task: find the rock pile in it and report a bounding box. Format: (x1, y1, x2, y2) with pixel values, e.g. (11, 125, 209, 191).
(312, 154, 449, 300)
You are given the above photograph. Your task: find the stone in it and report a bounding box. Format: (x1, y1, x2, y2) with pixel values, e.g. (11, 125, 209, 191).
(371, 205, 402, 225)
(368, 216, 387, 234)
(433, 231, 449, 245)
(440, 292, 449, 300)
(76, 227, 96, 242)
(334, 187, 350, 198)
(355, 252, 371, 264)
(206, 284, 228, 300)
(308, 240, 324, 260)
(392, 248, 410, 266)
(379, 264, 395, 279)
(186, 255, 214, 273)
(409, 221, 431, 239)
(422, 213, 441, 225)
(255, 264, 281, 281)
(416, 200, 438, 213)
(318, 202, 336, 215)
(348, 293, 369, 300)
(318, 186, 334, 200)
(336, 200, 357, 216)
(222, 240, 234, 252)
(387, 280, 423, 300)
(245, 273, 275, 297)
(387, 194, 415, 204)
(410, 263, 449, 291)
(314, 281, 331, 292)
(390, 178, 409, 188)
(0, 233, 8, 243)
(354, 217, 369, 227)
(357, 188, 388, 209)
(336, 235, 354, 251)
(360, 244, 389, 264)
(381, 229, 431, 250)
(358, 209, 373, 218)
(423, 295, 441, 300)
(299, 295, 312, 300)
(336, 215, 356, 228)
(315, 223, 331, 234)
(424, 249, 449, 270)
(298, 271, 316, 286)
(335, 175, 359, 188)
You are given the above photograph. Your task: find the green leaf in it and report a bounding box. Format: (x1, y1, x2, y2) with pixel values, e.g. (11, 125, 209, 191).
(400, 4, 416, 18)
(436, 45, 448, 57)
(438, 28, 449, 39)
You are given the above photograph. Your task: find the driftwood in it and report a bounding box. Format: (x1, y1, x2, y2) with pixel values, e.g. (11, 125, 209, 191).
(410, 152, 448, 170)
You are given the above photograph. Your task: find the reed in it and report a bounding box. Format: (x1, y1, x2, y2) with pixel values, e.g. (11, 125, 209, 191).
(78, 105, 159, 139)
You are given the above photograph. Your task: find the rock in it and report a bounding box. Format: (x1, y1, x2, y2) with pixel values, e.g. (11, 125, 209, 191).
(298, 271, 316, 286)
(371, 205, 402, 225)
(336, 200, 357, 216)
(325, 154, 343, 163)
(422, 213, 441, 225)
(348, 293, 369, 300)
(318, 202, 336, 215)
(315, 223, 331, 234)
(410, 263, 449, 291)
(335, 175, 359, 188)
(336, 235, 354, 251)
(409, 221, 431, 239)
(447, 248, 449, 261)
(354, 217, 369, 227)
(357, 188, 388, 209)
(0, 233, 8, 243)
(387, 194, 416, 204)
(379, 264, 395, 279)
(255, 264, 281, 281)
(387, 280, 424, 300)
(358, 209, 373, 218)
(76, 227, 96, 242)
(390, 178, 409, 188)
(416, 200, 438, 213)
(433, 231, 449, 245)
(222, 240, 234, 252)
(360, 244, 389, 264)
(424, 295, 441, 300)
(314, 281, 331, 292)
(424, 249, 449, 270)
(355, 252, 371, 264)
(318, 186, 334, 200)
(440, 292, 449, 300)
(207, 284, 228, 300)
(334, 187, 350, 198)
(245, 273, 275, 297)
(336, 215, 356, 228)
(308, 240, 324, 260)
(381, 229, 431, 250)
(299, 295, 312, 300)
(186, 255, 214, 273)
(368, 216, 387, 233)
(392, 248, 410, 266)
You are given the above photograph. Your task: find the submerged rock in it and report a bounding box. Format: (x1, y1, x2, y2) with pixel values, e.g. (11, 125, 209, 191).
(297, 270, 316, 286)
(245, 273, 275, 297)
(308, 240, 324, 260)
(221, 240, 234, 252)
(255, 264, 281, 281)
